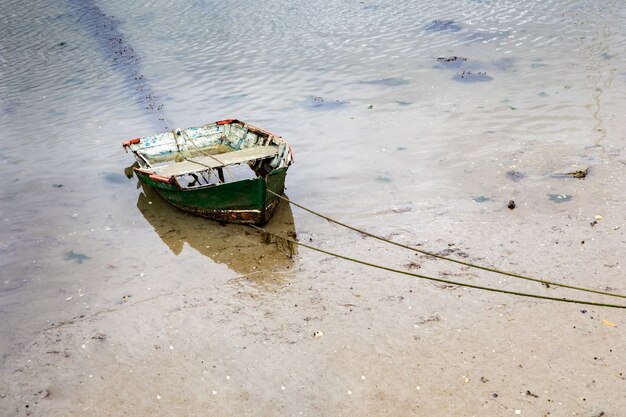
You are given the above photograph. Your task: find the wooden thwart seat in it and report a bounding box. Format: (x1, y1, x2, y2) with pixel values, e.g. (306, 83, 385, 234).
(155, 145, 279, 177)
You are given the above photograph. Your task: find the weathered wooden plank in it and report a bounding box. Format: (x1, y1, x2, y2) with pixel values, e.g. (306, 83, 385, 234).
(155, 145, 279, 177)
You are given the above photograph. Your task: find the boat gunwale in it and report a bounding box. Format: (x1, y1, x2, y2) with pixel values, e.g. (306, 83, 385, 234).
(124, 119, 293, 173)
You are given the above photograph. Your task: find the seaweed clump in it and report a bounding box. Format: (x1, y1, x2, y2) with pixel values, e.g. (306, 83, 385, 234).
(437, 56, 467, 63)
(436, 56, 468, 68)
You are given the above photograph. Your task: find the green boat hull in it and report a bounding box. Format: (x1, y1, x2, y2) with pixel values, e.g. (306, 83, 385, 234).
(134, 167, 288, 224)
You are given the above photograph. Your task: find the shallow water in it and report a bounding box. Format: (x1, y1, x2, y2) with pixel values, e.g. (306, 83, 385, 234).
(1, 0, 626, 415)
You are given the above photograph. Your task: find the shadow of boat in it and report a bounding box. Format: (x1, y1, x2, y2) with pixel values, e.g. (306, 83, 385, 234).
(135, 181, 297, 279)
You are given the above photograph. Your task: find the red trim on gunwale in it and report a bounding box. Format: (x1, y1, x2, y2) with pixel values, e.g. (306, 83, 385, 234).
(122, 138, 141, 147)
(216, 119, 239, 125)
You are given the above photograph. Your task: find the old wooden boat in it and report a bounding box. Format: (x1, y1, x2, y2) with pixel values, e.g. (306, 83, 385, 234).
(122, 119, 294, 224)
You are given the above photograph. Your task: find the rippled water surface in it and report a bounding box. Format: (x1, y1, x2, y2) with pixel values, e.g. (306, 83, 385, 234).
(1, 0, 626, 412)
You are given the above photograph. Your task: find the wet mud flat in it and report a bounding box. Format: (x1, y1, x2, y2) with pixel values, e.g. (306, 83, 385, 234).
(3, 77, 626, 417)
(1, 173, 625, 417)
(1, 157, 626, 417)
(2, 0, 626, 416)
(1, 269, 624, 417)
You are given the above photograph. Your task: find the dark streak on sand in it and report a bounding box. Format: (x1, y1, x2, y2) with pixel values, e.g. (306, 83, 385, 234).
(68, 0, 168, 130)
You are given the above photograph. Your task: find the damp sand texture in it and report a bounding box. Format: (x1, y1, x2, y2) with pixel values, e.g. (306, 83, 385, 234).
(1, 0, 626, 416)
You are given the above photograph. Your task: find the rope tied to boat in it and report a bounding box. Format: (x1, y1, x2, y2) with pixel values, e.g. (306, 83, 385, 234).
(267, 190, 625, 300)
(248, 224, 626, 310)
(254, 191, 626, 309)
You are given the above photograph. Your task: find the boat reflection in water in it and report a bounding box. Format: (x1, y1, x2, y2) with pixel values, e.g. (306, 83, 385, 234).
(136, 182, 297, 280)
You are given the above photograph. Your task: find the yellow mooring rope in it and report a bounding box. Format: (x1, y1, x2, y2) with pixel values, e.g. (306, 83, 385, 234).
(257, 192, 626, 309)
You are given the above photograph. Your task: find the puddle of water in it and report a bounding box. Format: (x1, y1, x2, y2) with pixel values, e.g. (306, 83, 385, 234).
(547, 193, 573, 203)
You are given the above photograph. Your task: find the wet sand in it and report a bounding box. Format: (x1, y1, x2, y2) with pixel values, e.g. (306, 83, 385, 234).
(1, 154, 625, 416)
(1, 0, 626, 415)
(1, 215, 625, 417)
